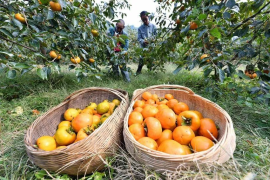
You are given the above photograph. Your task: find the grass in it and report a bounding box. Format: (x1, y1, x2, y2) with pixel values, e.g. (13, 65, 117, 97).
(0, 63, 270, 179)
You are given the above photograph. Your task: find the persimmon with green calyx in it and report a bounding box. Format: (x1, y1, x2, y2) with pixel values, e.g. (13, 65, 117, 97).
(75, 126, 94, 142)
(177, 110, 201, 131)
(100, 113, 110, 123)
(144, 117, 162, 140)
(64, 108, 79, 121)
(88, 102, 97, 110)
(58, 121, 71, 129)
(55, 126, 76, 146)
(97, 101, 110, 114)
(72, 113, 93, 132)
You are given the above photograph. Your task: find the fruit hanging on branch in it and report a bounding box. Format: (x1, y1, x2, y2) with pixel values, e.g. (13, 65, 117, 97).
(49, 1, 62, 11)
(15, 13, 26, 23)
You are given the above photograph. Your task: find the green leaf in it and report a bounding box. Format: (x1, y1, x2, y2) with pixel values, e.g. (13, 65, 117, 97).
(34, 53, 46, 59)
(219, 69, 225, 82)
(204, 68, 212, 77)
(58, 0, 67, 8)
(15, 63, 31, 69)
(237, 70, 250, 80)
(12, 19, 23, 30)
(36, 68, 47, 80)
(210, 28, 221, 39)
(0, 51, 14, 57)
(198, 14, 207, 20)
(226, 0, 236, 9)
(265, 29, 270, 38)
(47, 10, 54, 20)
(52, 62, 61, 73)
(223, 12, 231, 19)
(233, 26, 249, 37)
(173, 66, 182, 74)
(72, 17, 78, 27)
(198, 29, 208, 38)
(89, 13, 97, 24)
(29, 24, 40, 33)
(35, 170, 47, 179)
(209, 5, 220, 11)
(119, 34, 128, 40)
(181, 25, 190, 34)
(0, 28, 13, 38)
(252, 0, 265, 10)
(6, 69, 16, 79)
(68, 65, 76, 71)
(118, 37, 125, 44)
(82, 32, 87, 40)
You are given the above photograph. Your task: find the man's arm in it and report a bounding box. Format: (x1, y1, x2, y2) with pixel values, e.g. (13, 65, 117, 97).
(152, 24, 157, 36)
(107, 27, 115, 36)
(137, 28, 145, 47)
(123, 33, 129, 51)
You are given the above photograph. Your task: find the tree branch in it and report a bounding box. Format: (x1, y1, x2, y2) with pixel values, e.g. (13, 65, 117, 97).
(228, 1, 270, 36)
(0, 35, 38, 52)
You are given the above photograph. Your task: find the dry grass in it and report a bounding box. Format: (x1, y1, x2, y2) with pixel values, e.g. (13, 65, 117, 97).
(0, 65, 269, 179)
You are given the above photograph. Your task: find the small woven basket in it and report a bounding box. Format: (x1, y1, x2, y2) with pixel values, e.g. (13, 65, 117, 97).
(123, 85, 236, 172)
(24, 87, 129, 176)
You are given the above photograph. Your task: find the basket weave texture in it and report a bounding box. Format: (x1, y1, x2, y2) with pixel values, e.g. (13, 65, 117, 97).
(123, 85, 236, 172)
(24, 87, 129, 176)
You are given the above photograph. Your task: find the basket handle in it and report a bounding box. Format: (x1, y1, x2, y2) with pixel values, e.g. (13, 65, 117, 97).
(132, 84, 195, 101)
(63, 87, 127, 103)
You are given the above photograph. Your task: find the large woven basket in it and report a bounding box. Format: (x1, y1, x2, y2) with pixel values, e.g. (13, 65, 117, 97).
(24, 87, 129, 176)
(123, 85, 236, 172)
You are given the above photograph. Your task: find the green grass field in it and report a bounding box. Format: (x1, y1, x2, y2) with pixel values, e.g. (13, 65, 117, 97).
(0, 64, 269, 179)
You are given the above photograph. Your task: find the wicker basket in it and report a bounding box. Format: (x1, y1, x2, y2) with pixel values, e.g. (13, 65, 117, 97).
(24, 87, 129, 176)
(123, 85, 236, 172)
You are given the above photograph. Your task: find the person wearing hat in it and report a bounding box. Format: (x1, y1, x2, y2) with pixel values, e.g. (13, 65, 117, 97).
(136, 11, 157, 75)
(107, 19, 130, 82)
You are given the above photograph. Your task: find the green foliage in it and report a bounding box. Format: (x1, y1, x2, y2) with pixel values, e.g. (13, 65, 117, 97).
(0, 0, 130, 81)
(153, 0, 270, 104)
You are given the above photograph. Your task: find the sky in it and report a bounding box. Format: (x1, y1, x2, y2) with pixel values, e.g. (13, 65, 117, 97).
(96, 0, 247, 28)
(96, 0, 172, 27)
(114, 0, 163, 27)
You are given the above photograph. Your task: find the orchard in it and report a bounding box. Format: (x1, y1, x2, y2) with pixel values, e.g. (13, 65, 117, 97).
(1, 0, 270, 179)
(1, 0, 270, 104)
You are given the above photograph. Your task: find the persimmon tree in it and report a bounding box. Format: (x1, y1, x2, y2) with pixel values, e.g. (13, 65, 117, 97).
(0, 0, 130, 81)
(148, 0, 270, 104)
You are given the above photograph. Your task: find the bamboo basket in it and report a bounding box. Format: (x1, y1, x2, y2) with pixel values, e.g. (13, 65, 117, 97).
(24, 87, 129, 176)
(123, 85, 236, 172)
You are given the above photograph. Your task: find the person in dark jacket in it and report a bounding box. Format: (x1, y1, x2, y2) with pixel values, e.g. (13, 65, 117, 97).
(107, 19, 130, 82)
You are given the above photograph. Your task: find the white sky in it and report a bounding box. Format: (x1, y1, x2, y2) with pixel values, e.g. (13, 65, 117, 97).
(96, 0, 170, 27)
(96, 0, 247, 28)
(115, 0, 162, 27)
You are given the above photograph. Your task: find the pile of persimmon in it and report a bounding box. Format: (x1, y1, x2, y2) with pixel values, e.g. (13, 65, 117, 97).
(245, 70, 257, 79)
(128, 92, 219, 155)
(36, 99, 121, 151)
